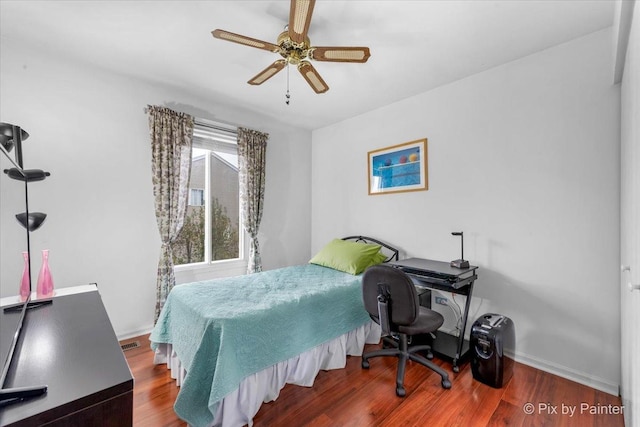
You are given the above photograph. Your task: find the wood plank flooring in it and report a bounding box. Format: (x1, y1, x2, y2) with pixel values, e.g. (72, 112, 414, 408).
(122, 335, 624, 426)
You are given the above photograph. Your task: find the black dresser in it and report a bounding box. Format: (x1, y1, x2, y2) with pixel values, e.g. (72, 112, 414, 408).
(0, 287, 133, 426)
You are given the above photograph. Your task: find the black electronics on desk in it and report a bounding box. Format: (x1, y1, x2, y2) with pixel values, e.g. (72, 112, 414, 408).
(388, 257, 478, 372)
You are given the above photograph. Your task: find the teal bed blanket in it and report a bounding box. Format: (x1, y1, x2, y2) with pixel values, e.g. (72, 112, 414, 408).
(149, 264, 371, 426)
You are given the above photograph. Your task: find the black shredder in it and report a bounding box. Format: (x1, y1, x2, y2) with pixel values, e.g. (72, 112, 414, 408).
(470, 313, 516, 388)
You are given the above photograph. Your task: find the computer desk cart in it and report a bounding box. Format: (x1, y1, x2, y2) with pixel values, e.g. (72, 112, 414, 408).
(389, 258, 478, 373)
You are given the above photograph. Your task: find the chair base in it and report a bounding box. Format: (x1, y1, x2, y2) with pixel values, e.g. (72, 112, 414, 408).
(362, 333, 451, 396)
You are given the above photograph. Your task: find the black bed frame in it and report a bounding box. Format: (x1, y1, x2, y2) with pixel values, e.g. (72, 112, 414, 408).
(342, 235, 399, 263)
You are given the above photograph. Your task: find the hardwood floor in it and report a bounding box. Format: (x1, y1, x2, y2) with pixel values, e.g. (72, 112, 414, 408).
(122, 335, 624, 426)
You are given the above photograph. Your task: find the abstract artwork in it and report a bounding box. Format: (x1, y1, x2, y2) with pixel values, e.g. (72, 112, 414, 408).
(368, 138, 428, 195)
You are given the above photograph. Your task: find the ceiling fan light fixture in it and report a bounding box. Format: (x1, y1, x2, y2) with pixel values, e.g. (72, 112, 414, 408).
(277, 31, 311, 64)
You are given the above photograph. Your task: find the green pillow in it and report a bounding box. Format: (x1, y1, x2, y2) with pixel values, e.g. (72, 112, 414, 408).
(366, 250, 387, 269)
(310, 239, 382, 275)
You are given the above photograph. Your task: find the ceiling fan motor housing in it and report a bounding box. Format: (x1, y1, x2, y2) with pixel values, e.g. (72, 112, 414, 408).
(277, 31, 311, 65)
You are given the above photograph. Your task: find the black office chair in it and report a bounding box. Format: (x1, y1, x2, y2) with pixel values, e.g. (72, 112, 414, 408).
(361, 265, 451, 396)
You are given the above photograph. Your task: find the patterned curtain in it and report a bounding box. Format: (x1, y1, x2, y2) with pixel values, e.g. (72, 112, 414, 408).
(238, 127, 268, 273)
(147, 105, 194, 322)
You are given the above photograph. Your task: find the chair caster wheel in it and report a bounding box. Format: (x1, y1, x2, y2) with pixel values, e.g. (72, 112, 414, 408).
(441, 379, 452, 389)
(453, 366, 460, 373)
(396, 386, 406, 397)
(426, 352, 434, 360)
(361, 359, 370, 369)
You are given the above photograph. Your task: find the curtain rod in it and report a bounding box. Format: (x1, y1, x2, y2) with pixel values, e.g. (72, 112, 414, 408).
(143, 106, 240, 135)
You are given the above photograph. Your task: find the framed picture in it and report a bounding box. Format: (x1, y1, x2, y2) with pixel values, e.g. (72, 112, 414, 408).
(368, 138, 428, 195)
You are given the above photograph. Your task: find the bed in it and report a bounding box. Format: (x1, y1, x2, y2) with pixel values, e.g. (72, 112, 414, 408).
(150, 236, 398, 427)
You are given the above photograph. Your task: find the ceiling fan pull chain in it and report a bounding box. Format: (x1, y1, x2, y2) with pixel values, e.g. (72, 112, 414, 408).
(285, 63, 291, 105)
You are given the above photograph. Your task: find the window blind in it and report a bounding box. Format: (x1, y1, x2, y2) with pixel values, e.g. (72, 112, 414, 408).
(193, 118, 237, 154)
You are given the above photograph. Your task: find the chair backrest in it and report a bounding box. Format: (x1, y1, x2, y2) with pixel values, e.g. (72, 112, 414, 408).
(362, 265, 420, 327)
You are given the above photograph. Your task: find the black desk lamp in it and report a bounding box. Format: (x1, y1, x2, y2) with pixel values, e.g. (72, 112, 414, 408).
(450, 231, 469, 269)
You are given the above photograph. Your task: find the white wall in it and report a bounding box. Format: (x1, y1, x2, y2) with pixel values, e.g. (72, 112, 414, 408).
(0, 39, 312, 338)
(311, 28, 621, 393)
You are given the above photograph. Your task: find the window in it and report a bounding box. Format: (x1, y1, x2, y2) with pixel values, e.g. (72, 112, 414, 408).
(173, 120, 243, 266)
(188, 189, 204, 206)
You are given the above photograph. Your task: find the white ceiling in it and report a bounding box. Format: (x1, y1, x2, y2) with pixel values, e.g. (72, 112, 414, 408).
(0, 1, 614, 130)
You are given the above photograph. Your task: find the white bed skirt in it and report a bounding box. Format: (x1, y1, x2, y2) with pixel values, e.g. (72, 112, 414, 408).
(153, 321, 381, 427)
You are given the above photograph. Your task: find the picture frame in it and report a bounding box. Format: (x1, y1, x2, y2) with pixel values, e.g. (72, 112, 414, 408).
(368, 138, 428, 195)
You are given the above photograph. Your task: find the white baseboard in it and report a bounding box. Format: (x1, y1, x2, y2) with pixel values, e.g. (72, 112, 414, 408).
(117, 325, 154, 342)
(510, 350, 619, 396)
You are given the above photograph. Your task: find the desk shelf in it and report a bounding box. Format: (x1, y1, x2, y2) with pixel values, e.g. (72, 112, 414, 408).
(431, 331, 470, 366)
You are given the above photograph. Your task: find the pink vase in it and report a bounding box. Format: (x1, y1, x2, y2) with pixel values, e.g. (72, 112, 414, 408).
(36, 249, 54, 298)
(19, 251, 31, 301)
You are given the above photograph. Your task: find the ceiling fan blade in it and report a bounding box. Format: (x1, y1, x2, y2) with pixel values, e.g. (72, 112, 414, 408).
(310, 46, 371, 63)
(248, 60, 287, 85)
(289, 0, 316, 44)
(298, 62, 328, 94)
(212, 29, 280, 53)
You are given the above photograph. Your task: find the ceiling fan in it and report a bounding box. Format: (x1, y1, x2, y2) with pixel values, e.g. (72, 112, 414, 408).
(212, 0, 370, 95)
